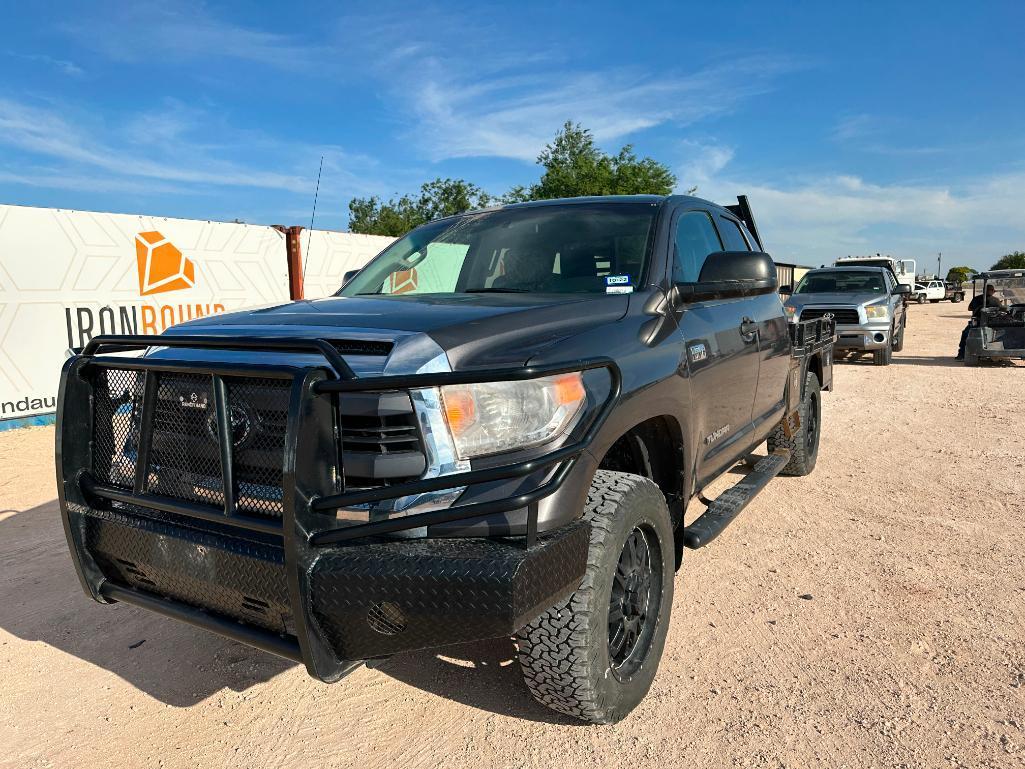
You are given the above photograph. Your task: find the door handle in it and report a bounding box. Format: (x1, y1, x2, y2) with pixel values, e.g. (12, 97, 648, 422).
(740, 316, 757, 341)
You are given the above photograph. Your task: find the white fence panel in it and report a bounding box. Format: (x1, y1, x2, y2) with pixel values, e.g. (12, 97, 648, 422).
(0, 204, 290, 425)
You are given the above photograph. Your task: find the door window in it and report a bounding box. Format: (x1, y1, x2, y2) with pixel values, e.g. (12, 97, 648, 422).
(673, 211, 724, 283)
(717, 217, 751, 251)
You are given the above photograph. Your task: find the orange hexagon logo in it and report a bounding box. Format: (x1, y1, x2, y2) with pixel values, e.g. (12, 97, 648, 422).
(386, 267, 419, 294)
(135, 231, 196, 295)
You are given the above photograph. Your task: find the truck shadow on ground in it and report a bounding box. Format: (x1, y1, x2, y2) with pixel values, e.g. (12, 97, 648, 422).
(0, 500, 579, 721)
(0, 499, 293, 707)
(376, 638, 581, 725)
(892, 356, 964, 368)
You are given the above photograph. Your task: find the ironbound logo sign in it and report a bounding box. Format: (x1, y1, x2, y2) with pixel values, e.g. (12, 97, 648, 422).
(64, 231, 225, 348)
(135, 231, 196, 295)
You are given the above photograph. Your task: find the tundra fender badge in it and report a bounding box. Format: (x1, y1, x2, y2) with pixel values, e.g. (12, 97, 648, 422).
(704, 424, 731, 445)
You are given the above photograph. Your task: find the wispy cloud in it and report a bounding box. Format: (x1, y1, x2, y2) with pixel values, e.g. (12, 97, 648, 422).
(0, 96, 394, 223)
(676, 140, 735, 190)
(831, 113, 949, 156)
(686, 144, 1025, 269)
(60, 1, 322, 70)
(326, 9, 797, 163)
(5, 51, 84, 77)
(394, 57, 796, 162)
(54, 4, 798, 166)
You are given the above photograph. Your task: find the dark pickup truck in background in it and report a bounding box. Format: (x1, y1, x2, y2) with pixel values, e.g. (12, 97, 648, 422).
(57, 194, 834, 724)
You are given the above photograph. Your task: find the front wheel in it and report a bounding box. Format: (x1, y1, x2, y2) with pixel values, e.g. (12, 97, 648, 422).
(892, 321, 905, 352)
(517, 471, 674, 724)
(873, 342, 892, 366)
(917, 294, 927, 304)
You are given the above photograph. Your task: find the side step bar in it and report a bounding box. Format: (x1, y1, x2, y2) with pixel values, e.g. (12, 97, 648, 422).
(683, 449, 791, 549)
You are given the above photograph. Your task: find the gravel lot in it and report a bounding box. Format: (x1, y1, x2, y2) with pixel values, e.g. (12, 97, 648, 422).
(1, 300, 1022, 768)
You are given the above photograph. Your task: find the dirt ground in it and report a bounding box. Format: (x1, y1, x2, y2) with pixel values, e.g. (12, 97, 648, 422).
(1, 300, 1023, 769)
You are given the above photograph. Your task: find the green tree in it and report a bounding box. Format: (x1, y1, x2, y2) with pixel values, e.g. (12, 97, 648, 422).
(514, 121, 676, 201)
(992, 251, 1025, 270)
(349, 178, 492, 236)
(347, 123, 677, 234)
(945, 266, 973, 284)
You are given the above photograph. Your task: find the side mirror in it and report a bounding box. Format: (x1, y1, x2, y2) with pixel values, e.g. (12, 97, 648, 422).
(893, 283, 912, 295)
(342, 269, 360, 286)
(676, 252, 777, 301)
(697, 251, 777, 285)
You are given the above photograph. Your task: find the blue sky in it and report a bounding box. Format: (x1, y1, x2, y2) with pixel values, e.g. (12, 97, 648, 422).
(1, 1, 1023, 272)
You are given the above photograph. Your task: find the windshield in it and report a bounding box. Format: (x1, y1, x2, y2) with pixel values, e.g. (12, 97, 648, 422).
(339, 202, 657, 297)
(982, 277, 1025, 305)
(794, 271, 886, 294)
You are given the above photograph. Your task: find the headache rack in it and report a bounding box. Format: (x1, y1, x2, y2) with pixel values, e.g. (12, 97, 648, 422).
(57, 334, 619, 680)
(789, 315, 836, 351)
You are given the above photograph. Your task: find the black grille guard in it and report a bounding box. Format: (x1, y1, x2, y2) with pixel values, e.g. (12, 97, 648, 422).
(56, 333, 618, 680)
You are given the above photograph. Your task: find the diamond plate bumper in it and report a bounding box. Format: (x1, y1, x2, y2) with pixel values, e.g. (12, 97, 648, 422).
(309, 520, 589, 659)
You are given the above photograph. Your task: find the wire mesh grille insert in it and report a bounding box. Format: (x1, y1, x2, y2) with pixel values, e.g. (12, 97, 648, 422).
(88, 365, 294, 525)
(91, 368, 143, 489)
(225, 376, 291, 517)
(367, 601, 406, 635)
(146, 372, 225, 507)
(800, 307, 859, 324)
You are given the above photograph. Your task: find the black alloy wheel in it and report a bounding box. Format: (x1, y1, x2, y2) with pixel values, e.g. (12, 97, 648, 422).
(608, 525, 663, 679)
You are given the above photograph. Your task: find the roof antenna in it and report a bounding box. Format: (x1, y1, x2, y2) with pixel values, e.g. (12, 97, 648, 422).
(302, 155, 324, 281)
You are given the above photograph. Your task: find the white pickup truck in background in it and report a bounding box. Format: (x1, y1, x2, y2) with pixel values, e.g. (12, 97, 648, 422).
(913, 280, 946, 303)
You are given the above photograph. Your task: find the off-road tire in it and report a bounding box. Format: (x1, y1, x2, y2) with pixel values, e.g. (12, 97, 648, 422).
(873, 343, 892, 366)
(892, 320, 905, 353)
(767, 369, 821, 477)
(517, 471, 674, 724)
(917, 294, 926, 304)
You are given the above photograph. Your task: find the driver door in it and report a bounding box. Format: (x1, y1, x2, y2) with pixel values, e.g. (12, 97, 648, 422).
(669, 208, 759, 484)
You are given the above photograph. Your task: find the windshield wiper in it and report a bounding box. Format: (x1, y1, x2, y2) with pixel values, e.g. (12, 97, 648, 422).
(465, 287, 531, 293)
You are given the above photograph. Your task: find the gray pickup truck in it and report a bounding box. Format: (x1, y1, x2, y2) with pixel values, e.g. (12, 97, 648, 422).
(56, 194, 834, 724)
(783, 266, 911, 365)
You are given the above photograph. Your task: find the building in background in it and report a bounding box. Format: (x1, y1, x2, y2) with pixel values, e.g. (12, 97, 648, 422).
(775, 261, 814, 294)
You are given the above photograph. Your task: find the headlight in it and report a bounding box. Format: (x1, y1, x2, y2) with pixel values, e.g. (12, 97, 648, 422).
(784, 305, 797, 320)
(865, 305, 889, 320)
(440, 372, 587, 459)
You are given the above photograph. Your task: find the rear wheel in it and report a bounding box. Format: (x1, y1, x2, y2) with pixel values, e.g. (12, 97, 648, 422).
(917, 294, 926, 304)
(517, 471, 674, 724)
(767, 369, 821, 477)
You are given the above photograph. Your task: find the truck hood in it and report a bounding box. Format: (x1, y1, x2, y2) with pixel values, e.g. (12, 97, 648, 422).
(784, 292, 886, 309)
(165, 293, 631, 374)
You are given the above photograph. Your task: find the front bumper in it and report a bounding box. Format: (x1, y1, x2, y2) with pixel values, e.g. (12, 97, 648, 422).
(56, 334, 611, 681)
(73, 500, 589, 667)
(832, 324, 890, 350)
